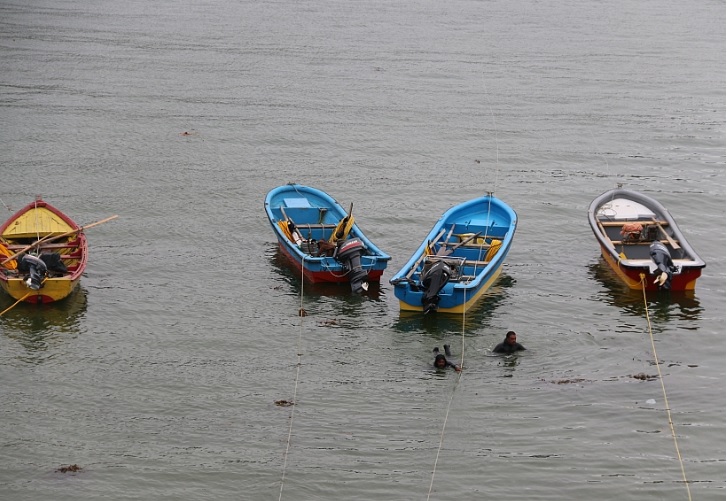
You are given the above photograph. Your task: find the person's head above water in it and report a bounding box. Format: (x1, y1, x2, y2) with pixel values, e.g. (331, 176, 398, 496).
(504, 331, 518, 344)
(434, 354, 448, 368)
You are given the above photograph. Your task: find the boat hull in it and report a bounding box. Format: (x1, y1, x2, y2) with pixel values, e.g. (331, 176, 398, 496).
(396, 264, 503, 314)
(265, 184, 390, 288)
(588, 188, 705, 292)
(276, 239, 386, 284)
(0, 276, 81, 304)
(389, 194, 517, 314)
(0, 199, 88, 303)
(598, 245, 701, 291)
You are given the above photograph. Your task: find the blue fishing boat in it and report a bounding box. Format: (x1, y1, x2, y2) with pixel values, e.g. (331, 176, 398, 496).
(389, 193, 517, 314)
(265, 184, 391, 293)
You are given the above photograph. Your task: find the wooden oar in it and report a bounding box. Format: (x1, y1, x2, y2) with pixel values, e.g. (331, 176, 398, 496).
(403, 228, 447, 280)
(279, 206, 302, 244)
(0, 274, 52, 316)
(435, 224, 457, 256)
(652, 219, 680, 249)
(0, 291, 34, 316)
(1, 214, 118, 265)
(441, 231, 482, 256)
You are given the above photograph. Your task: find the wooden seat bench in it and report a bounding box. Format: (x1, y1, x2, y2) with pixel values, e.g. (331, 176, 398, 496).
(7, 242, 80, 250)
(599, 220, 669, 227)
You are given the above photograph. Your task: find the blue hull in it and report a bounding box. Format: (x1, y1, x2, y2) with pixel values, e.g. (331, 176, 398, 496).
(264, 184, 391, 285)
(389, 194, 517, 313)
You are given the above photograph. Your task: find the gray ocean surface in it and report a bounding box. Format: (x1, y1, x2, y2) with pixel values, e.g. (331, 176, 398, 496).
(0, 0, 724, 499)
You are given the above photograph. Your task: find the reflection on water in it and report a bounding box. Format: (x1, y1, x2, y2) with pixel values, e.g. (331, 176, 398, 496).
(392, 274, 515, 335)
(0, 286, 88, 362)
(587, 259, 703, 326)
(494, 352, 522, 378)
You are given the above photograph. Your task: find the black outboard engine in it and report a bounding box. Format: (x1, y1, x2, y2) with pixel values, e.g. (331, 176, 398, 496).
(420, 260, 452, 314)
(18, 254, 48, 290)
(334, 238, 369, 294)
(649, 241, 676, 290)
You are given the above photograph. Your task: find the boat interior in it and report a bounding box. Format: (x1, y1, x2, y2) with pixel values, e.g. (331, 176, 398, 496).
(1, 237, 82, 277)
(276, 198, 338, 242)
(596, 219, 686, 260)
(412, 224, 510, 283)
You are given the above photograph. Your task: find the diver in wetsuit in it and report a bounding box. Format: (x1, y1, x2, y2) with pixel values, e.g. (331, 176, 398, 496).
(433, 344, 461, 372)
(492, 331, 526, 354)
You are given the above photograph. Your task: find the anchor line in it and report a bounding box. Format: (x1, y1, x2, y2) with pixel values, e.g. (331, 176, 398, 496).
(0, 197, 12, 213)
(471, 72, 501, 278)
(33, 198, 41, 246)
(638, 274, 692, 501)
(427, 67, 499, 497)
(278, 258, 307, 501)
(480, 74, 500, 192)
(427, 288, 467, 500)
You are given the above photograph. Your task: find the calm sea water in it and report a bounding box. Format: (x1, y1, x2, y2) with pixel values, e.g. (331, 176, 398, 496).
(1, 0, 724, 499)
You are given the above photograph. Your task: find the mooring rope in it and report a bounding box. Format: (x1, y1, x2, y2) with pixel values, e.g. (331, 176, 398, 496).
(0, 197, 12, 213)
(278, 259, 307, 501)
(480, 76, 500, 190)
(427, 72, 499, 497)
(33, 198, 41, 245)
(638, 274, 692, 500)
(426, 289, 467, 500)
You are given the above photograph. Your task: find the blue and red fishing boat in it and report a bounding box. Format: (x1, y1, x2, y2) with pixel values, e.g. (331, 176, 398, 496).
(265, 184, 390, 293)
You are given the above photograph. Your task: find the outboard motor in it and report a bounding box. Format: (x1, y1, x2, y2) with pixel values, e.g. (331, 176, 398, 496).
(334, 238, 369, 294)
(420, 260, 453, 314)
(649, 241, 676, 290)
(18, 254, 48, 290)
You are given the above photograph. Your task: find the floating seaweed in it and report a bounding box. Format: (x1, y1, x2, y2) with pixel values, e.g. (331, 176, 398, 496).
(56, 464, 81, 473)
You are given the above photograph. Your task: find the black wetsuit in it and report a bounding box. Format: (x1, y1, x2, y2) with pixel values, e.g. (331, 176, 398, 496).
(492, 341, 526, 354)
(433, 354, 458, 369)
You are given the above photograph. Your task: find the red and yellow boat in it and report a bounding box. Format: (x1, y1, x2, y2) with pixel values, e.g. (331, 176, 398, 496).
(588, 187, 705, 291)
(0, 198, 88, 304)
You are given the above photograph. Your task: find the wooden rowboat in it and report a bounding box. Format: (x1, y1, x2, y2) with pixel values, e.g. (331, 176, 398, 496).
(389, 193, 517, 314)
(0, 198, 88, 304)
(587, 187, 705, 291)
(265, 184, 391, 293)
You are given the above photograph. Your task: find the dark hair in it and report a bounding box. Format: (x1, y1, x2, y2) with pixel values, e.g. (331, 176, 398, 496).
(506, 331, 517, 337)
(434, 354, 447, 365)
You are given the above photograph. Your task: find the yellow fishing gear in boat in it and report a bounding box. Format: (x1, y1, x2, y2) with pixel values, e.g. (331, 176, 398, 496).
(329, 215, 354, 243)
(278, 220, 294, 242)
(484, 239, 502, 262)
(0, 242, 17, 270)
